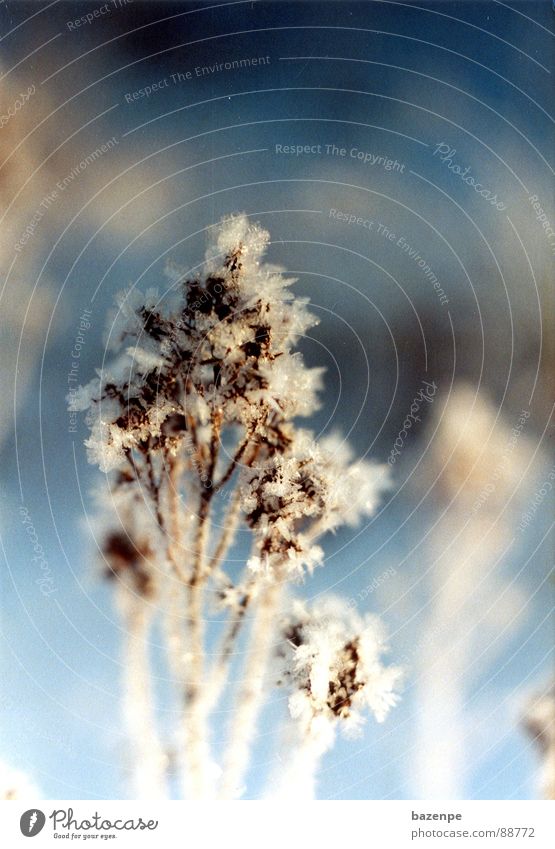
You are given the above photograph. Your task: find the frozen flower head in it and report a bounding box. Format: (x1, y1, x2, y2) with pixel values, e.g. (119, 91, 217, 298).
(72, 215, 392, 587)
(522, 682, 555, 799)
(277, 597, 401, 743)
(242, 430, 391, 579)
(69, 214, 321, 472)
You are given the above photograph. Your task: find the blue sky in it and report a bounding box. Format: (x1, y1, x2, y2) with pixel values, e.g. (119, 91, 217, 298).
(0, 0, 553, 800)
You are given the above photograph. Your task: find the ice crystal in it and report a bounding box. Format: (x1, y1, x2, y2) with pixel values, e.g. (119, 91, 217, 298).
(242, 429, 390, 579)
(70, 215, 321, 474)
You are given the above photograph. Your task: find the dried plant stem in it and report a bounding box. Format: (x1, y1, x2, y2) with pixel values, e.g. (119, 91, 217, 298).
(161, 455, 211, 797)
(165, 457, 189, 582)
(79, 216, 397, 801)
(183, 487, 250, 791)
(161, 457, 193, 685)
(203, 586, 253, 716)
(219, 580, 283, 799)
(213, 436, 250, 493)
(162, 580, 206, 798)
(120, 595, 167, 799)
(266, 731, 329, 800)
(207, 486, 243, 580)
(201, 445, 263, 713)
(180, 498, 212, 798)
(163, 583, 187, 687)
(182, 584, 211, 797)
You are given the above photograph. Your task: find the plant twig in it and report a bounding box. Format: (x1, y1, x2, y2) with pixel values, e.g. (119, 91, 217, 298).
(219, 579, 283, 799)
(120, 593, 168, 800)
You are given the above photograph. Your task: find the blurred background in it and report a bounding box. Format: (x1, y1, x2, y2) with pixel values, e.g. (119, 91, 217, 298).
(0, 0, 553, 800)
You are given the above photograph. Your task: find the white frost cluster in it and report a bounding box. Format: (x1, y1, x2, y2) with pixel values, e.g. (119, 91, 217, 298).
(69, 214, 321, 473)
(278, 597, 401, 745)
(242, 430, 390, 579)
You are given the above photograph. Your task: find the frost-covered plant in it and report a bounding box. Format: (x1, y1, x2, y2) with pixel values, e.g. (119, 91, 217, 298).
(268, 597, 400, 798)
(522, 682, 555, 800)
(71, 215, 398, 799)
(279, 597, 400, 736)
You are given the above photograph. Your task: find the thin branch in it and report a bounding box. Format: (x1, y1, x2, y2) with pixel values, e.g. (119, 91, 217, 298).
(205, 485, 243, 581)
(179, 413, 222, 799)
(219, 580, 283, 799)
(213, 435, 251, 493)
(202, 585, 253, 717)
(165, 455, 189, 583)
(119, 591, 168, 800)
